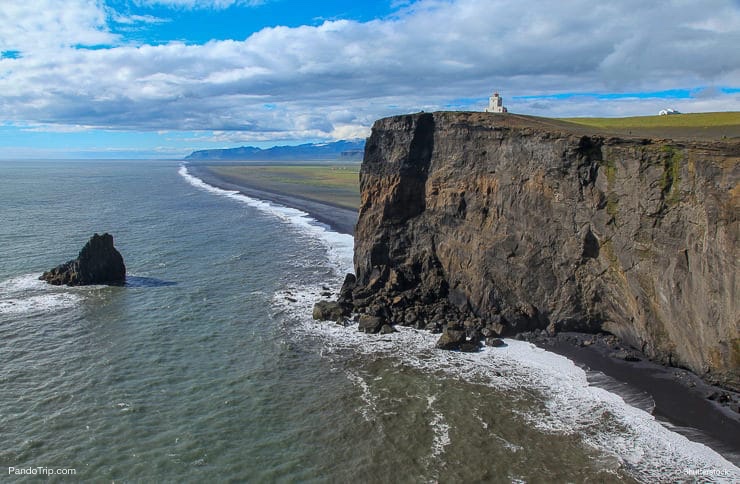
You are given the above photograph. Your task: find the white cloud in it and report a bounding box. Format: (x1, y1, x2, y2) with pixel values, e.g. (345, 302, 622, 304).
(20, 123, 96, 133)
(0, 0, 738, 143)
(111, 12, 169, 25)
(331, 124, 372, 140)
(132, 0, 266, 8)
(0, 0, 116, 52)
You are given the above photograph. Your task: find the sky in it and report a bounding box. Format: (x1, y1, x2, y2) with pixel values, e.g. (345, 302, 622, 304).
(0, 0, 738, 159)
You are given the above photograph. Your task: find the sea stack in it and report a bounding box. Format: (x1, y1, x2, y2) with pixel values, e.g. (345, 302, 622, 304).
(40, 233, 126, 286)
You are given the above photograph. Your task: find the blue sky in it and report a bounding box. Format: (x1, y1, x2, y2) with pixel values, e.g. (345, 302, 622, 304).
(0, 0, 738, 159)
(106, 1, 402, 44)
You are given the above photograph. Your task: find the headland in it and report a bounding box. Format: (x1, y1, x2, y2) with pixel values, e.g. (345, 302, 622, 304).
(187, 111, 740, 457)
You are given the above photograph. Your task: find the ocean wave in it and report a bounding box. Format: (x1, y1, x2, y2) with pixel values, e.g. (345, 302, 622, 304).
(426, 394, 451, 461)
(178, 165, 353, 277)
(0, 274, 83, 315)
(273, 282, 740, 483)
(345, 369, 382, 426)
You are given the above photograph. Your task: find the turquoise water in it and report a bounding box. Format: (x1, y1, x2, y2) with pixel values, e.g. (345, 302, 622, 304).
(1, 160, 737, 482)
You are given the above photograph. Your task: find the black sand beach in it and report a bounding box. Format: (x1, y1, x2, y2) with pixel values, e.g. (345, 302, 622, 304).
(188, 160, 739, 464)
(186, 163, 358, 235)
(531, 333, 740, 462)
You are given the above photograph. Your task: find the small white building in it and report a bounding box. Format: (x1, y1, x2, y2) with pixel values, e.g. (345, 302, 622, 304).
(485, 92, 507, 113)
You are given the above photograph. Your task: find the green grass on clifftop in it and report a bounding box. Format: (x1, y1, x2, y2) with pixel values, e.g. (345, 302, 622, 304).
(208, 164, 360, 210)
(559, 112, 740, 139)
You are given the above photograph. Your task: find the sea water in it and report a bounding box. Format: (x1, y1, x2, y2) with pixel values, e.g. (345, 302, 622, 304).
(1, 159, 737, 483)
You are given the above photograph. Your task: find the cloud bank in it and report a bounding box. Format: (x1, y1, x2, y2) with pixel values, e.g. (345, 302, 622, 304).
(0, 0, 738, 143)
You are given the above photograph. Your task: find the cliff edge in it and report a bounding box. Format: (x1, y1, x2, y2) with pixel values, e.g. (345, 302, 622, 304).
(348, 112, 739, 390)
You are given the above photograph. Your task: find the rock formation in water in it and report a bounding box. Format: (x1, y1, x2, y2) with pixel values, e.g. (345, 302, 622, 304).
(322, 111, 738, 390)
(40, 233, 126, 286)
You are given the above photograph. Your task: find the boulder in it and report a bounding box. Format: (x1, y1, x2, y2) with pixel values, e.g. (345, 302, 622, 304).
(490, 322, 507, 337)
(338, 273, 356, 302)
(486, 338, 506, 348)
(358, 315, 384, 334)
(424, 322, 441, 333)
(435, 327, 466, 350)
(40, 233, 125, 286)
(459, 341, 482, 353)
(312, 300, 348, 322)
(404, 309, 419, 325)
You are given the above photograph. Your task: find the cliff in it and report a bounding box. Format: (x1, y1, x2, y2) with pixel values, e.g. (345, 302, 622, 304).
(348, 112, 739, 390)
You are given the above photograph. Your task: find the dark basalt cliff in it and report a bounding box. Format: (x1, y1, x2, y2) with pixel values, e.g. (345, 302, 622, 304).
(348, 112, 739, 390)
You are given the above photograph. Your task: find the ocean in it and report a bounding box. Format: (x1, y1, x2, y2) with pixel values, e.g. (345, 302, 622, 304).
(1, 159, 737, 483)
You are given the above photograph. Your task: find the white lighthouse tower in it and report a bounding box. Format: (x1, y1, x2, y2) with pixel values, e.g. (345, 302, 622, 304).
(485, 92, 507, 113)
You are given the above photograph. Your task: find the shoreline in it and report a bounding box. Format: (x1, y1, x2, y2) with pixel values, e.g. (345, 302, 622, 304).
(186, 163, 357, 235)
(184, 160, 739, 464)
(525, 332, 740, 461)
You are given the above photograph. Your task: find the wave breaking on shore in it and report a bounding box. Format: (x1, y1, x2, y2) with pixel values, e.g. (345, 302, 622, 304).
(180, 163, 740, 483)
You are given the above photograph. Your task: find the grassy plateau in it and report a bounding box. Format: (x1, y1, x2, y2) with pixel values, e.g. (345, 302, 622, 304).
(207, 163, 361, 210)
(559, 112, 740, 139)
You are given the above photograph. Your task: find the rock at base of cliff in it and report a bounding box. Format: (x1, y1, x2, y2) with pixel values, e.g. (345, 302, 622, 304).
(435, 327, 467, 350)
(312, 300, 349, 323)
(338, 273, 356, 303)
(40, 233, 126, 286)
(358, 314, 384, 334)
(486, 337, 506, 348)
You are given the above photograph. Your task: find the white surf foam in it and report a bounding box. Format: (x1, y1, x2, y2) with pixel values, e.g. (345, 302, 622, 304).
(345, 369, 382, 426)
(178, 165, 353, 276)
(0, 274, 83, 315)
(426, 394, 451, 460)
(274, 282, 740, 483)
(181, 164, 739, 482)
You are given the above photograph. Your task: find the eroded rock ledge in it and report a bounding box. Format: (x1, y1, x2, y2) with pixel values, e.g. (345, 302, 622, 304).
(315, 112, 739, 391)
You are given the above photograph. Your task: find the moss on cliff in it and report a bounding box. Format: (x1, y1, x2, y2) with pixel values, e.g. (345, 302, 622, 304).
(660, 145, 682, 204)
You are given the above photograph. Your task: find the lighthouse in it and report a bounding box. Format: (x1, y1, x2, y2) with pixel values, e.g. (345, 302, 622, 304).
(485, 92, 507, 113)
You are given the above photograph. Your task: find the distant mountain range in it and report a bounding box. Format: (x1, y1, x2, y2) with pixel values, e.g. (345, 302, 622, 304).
(184, 139, 365, 161)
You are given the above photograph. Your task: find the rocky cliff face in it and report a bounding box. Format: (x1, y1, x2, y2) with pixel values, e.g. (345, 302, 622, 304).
(350, 112, 739, 390)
